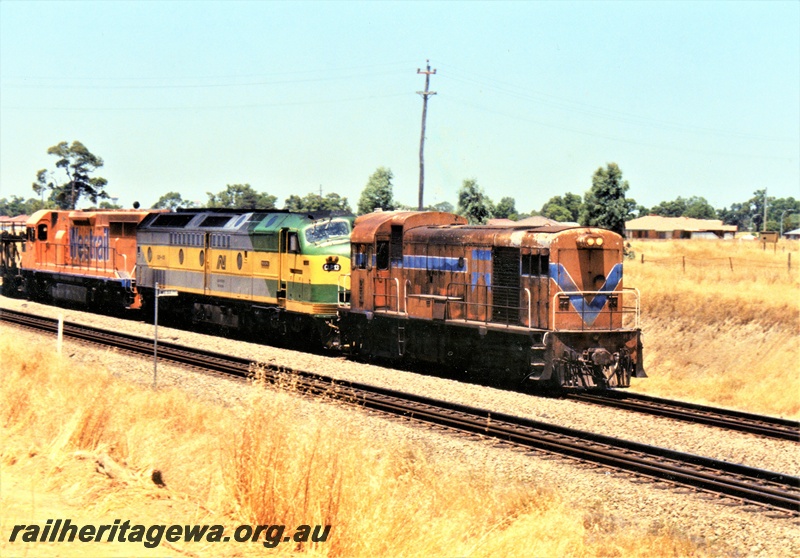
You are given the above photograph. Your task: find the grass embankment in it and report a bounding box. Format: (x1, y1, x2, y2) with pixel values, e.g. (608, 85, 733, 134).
(1, 338, 697, 557)
(626, 239, 800, 418)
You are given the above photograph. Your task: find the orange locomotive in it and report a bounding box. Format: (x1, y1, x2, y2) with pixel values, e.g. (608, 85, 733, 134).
(340, 211, 646, 389)
(12, 209, 154, 311)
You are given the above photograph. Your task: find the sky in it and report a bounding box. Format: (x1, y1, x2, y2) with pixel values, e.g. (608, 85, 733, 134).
(1, 1, 798, 214)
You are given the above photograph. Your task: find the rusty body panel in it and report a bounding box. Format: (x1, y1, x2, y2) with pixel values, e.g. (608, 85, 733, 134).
(342, 211, 645, 389)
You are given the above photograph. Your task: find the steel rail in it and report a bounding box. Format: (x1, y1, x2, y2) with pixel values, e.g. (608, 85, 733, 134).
(566, 391, 800, 442)
(2, 308, 798, 515)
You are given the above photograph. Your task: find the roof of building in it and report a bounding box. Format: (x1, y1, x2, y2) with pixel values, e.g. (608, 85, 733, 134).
(784, 228, 800, 236)
(625, 215, 737, 232)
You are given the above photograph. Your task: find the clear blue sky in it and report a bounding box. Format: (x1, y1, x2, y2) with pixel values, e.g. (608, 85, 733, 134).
(1, 1, 798, 212)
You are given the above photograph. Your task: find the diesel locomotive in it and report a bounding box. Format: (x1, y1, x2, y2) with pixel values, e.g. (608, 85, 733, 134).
(135, 208, 353, 347)
(1, 209, 153, 311)
(340, 211, 645, 389)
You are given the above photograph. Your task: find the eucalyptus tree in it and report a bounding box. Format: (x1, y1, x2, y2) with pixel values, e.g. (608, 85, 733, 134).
(33, 140, 108, 210)
(456, 178, 494, 224)
(357, 167, 396, 215)
(580, 163, 637, 236)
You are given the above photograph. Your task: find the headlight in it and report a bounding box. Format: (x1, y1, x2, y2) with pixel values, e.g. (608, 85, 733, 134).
(577, 234, 605, 249)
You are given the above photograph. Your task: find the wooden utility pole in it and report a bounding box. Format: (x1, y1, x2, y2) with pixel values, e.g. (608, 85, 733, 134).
(417, 60, 436, 210)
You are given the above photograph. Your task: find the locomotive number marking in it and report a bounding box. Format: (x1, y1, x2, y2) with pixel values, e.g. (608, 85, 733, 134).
(323, 263, 341, 272)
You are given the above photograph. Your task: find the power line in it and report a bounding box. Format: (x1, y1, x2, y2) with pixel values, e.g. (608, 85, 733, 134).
(2, 69, 409, 91)
(435, 62, 794, 143)
(1, 92, 412, 112)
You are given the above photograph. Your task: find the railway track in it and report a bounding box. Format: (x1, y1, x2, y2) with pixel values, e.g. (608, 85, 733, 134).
(566, 391, 800, 442)
(2, 307, 799, 516)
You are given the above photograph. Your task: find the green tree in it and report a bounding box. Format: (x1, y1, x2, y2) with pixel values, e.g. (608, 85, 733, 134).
(427, 200, 455, 213)
(717, 192, 799, 232)
(153, 191, 196, 210)
(769, 197, 800, 233)
(284, 192, 352, 213)
(32, 141, 108, 209)
(717, 202, 752, 230)
(684, 196, 717, 219)
(0, 195, 58, 217)
(494, 196, 519, 220)
(580, 163, 636, 236)
(749, 189, 773, 231)
(649, 196, 716, 219)
(456, 178, 494, 224)
(0, 196, 25, 217)
(649, 197, 687, 217)
(357, 167, 396, 215)
(541, 192, 582, 222)
(97, 200, 123, 209)
(206, 184, 277, 210)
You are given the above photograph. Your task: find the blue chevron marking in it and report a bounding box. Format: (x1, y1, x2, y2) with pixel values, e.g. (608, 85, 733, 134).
(549, 262, 623, 326)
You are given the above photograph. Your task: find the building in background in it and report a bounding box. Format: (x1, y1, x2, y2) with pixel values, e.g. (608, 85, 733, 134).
(625, 216, 737, 239)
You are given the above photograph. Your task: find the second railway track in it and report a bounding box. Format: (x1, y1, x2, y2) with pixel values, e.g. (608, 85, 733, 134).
(2, 307, 799, 516)
(566, 391, 800, 442)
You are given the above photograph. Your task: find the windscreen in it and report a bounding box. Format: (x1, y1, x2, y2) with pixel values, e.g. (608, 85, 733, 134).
(304, 219, 350, 244)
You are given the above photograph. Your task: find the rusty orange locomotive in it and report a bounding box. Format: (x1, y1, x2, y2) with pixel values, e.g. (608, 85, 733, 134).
(340, 211, 645, 388)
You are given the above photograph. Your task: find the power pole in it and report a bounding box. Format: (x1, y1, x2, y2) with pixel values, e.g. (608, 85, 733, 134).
(417, 60, 436, 210)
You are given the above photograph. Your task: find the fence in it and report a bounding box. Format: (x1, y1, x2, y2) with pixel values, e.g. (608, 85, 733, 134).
(638, 253, 793, 273)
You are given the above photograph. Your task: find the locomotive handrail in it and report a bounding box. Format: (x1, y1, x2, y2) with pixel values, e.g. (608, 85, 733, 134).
(550, 287, 640, 332)
(404, 279, 412, 314)
(444, 282, 530, 329)
(337, 273, 351, 308)
(372, 276, 404, 315)
(391, 277, 402, 315)
(524, 287, 532, 330)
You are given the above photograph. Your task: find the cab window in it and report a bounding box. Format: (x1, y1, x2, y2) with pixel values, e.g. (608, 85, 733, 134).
(376, 241, 389, 270)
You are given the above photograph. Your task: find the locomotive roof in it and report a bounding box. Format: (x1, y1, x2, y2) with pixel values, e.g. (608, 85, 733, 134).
(139, 208, 354, 234)
(350, 210, 607, 247)
(26, 209, 157, 227)
(402, 223, 585, 246)
(351, 211, 468, 243)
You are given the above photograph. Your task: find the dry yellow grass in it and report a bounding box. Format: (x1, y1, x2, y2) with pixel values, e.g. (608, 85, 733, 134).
(1, 339, 700, 557)
(626, 239, 800, 418)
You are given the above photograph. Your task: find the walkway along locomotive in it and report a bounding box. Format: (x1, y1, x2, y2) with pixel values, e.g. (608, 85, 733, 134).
(339, 211, 646, 389)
